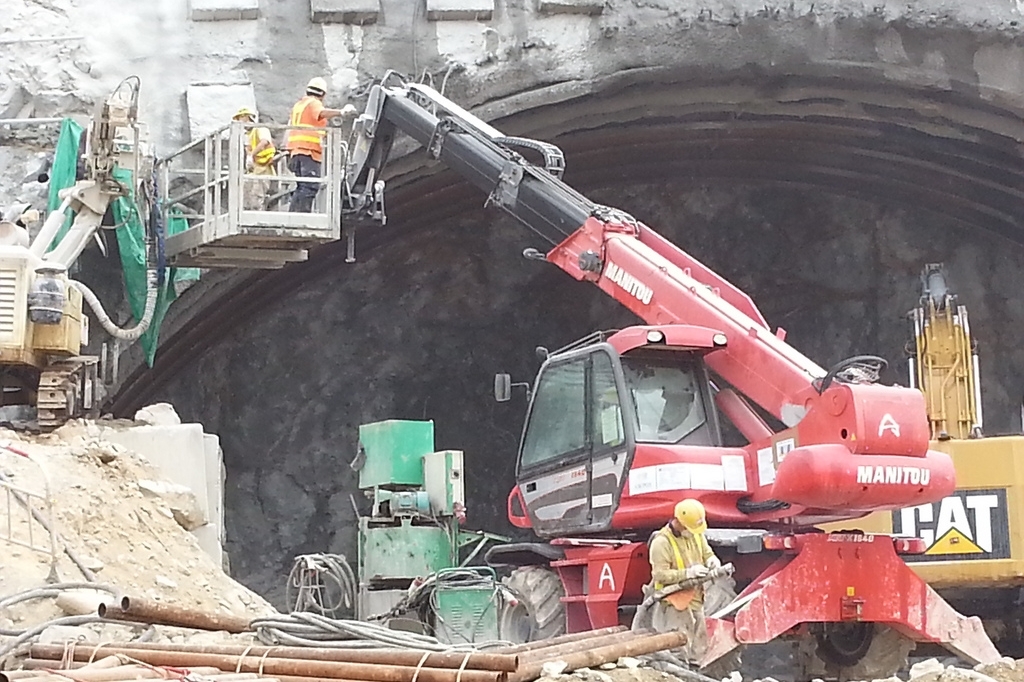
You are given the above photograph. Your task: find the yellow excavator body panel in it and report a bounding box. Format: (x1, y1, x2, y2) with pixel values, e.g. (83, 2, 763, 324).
(822, 435, 1024, 588)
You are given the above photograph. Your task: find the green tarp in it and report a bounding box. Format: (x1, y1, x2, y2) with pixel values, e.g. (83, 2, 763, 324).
(47, 118, 200, 366)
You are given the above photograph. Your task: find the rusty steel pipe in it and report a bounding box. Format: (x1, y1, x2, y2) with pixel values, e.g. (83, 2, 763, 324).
(93, 642, 517, 672)
(29, 645, 508, 682)
(495, 626, 627, 654)
(31, 665, 188, 682)
(520, 630, 653, 662)
(97, 596, 252, 633)
(511, 631, 687, 682)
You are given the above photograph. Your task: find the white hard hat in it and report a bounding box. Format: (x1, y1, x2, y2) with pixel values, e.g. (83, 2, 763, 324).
(306, 77, 327, 96)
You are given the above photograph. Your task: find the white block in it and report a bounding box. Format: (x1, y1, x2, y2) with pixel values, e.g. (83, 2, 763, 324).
(191, 523, 224, 568)
(190, 0, 259, 21)
(537, 0, 603, 15)
(203, 434, 225, 536)
(104, 424, 210, 523)
(426, 0, 494, 21)
(185, 82, 256, 142)
(311, 0, 380, 24)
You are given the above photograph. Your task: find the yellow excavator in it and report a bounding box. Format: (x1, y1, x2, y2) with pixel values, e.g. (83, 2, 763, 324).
(827, 263, 1024, 656)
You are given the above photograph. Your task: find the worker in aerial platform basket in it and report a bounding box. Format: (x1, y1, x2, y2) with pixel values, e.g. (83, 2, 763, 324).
(285, 77, 348, 213)
(647, 498, 722, 666)
(233, 107, 276, 210)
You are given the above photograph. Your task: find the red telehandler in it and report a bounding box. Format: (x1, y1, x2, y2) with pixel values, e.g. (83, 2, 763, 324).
(340, 72, 1001, 677)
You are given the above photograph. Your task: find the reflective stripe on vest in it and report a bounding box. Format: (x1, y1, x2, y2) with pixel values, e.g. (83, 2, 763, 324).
(654, 526, 688, 590)
(286, 97, 324, 152)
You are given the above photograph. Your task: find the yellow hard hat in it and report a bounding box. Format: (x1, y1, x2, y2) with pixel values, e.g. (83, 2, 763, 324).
(674, 498, 707, 534)
(306, 77, 328, 96)
(233, 107, 256, 120)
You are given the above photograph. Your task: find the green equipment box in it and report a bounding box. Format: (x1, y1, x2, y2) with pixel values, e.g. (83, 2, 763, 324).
(359, 518, 453, 581)
(358, 420, 434, 489)
(432, 568, 500, 645)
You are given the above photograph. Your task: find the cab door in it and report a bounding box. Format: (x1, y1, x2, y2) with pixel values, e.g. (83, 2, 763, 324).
(516, 345, 632, 536)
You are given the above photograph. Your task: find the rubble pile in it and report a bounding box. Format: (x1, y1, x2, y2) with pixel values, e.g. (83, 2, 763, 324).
(0, 417, 276, 664)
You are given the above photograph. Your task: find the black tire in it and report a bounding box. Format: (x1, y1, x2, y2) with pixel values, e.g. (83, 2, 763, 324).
(801, 625, 913, 680)
(499, 566, 566, 644)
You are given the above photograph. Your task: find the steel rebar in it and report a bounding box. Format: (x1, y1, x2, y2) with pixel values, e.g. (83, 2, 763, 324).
(519, 630, 652, 662)
(494, 626, 626, 654)
(90, 642, 518, 672)
(98, 596, 252, 633)
(30, 645, 508, 682)
(510, 631, 687, 682)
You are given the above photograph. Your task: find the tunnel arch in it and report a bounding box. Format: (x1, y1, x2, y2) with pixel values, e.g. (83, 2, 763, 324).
(89, 11, 1024, 603)
(112, 63, 1024, 415)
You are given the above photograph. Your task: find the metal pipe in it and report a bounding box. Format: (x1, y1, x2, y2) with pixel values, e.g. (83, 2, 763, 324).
(25, 665, 177, 682)
(495, 625, 627, 653)
(510, 631, 686, 682)
(97, 642, 518, 672)
(0, 118, 64, 126)
(519, 630, 652, 662)
(30, 645, 508, 682)
(98, 596, 253, 633)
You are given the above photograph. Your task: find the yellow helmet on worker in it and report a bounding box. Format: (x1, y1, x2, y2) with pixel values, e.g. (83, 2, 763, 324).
(674, 498, 707, 535)
(306, 77, 328, 98)
(233, 107, 256, 121)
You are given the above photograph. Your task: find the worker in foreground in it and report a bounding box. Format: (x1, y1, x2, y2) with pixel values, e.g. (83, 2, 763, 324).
(648, 498, 722, 666)
(285, 77, 345, 213)
(233, 107, 276, 210)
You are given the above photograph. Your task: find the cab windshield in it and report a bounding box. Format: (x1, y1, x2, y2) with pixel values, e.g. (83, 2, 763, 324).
(620, 355, 707, 443)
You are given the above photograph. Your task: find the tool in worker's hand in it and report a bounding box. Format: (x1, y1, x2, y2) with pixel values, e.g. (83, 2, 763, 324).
(631, 563, 735, 632)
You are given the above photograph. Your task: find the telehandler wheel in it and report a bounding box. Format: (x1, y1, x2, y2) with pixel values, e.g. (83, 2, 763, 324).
(801, 624, 914, 680)
(499, 565, 566, 644)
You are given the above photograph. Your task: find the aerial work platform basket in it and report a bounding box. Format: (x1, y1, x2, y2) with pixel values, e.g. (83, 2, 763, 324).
(157, 121, 345, 269)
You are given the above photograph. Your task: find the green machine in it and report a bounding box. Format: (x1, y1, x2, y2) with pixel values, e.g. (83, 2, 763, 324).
(353, 419, 506, 644)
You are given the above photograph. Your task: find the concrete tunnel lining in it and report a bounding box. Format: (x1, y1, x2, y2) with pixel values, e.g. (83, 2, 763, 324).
(111, 64, 1024, 416)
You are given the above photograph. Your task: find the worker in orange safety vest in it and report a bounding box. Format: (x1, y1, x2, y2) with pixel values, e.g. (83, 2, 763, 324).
(647, 498, 722, 666)
(285, 77, 346, 213)
(233, 107, 276, 210)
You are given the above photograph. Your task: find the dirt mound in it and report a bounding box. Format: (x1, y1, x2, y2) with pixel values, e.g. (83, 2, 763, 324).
(0, 420, 277, 655)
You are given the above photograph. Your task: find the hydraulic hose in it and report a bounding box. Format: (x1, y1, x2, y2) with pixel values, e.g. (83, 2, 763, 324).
(71, 268, 159, 342)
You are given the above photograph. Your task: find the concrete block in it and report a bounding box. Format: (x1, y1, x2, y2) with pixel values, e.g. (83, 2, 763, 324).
(191, 523, 224, 568)
(203, 434, 225, 536)
(104, 424, 211, 523)
(536, 0, 603, 15)
(185, 82, 256, 142)
(311, 0, 379, 25)
(190, 0, 259, 21)
(426, 0, 494, 21)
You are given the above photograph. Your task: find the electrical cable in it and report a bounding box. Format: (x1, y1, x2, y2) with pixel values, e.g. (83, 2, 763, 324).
(0, 615, 146, 659)
(286, 554, 357, 619)
(252, 611, 511, 651)
(0, 583, 117, 610)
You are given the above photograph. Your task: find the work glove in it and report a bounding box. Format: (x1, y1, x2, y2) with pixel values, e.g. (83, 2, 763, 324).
(684, 564, 709, 580)
(706, 556, 722, 570)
